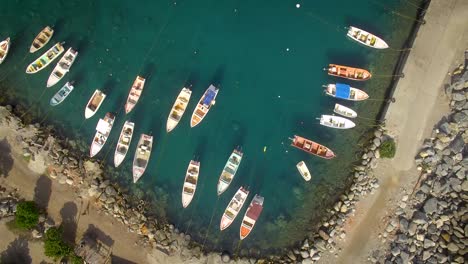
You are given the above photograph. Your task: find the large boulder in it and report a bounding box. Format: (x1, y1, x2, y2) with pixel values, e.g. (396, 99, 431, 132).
(423, 198, 438, 214)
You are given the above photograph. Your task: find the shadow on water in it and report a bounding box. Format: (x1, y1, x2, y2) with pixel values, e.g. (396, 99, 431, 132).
(230, 119, 246, 147)
(83, 224, 115, 247)
(185, 70, 201, 88)
(59, 201, 78, 244)
(325, 50, 367, 68)
(0, 138, 14, 178)
(194, 136, 207, 161)
(33, 175, 52, 210)
(52, 18, 66, 34)
(210, 65, 226, 87)
(102, 78, 117, 95)
(142, 63, 157, 80)
(0, 236, 32, 264)
(75, 39, 90, 58)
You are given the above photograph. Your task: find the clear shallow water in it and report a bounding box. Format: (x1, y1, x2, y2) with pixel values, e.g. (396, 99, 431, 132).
(0, 0, 421, 255)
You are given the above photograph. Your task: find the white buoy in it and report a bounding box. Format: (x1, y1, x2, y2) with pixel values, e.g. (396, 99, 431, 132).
(286, 48, 290, 51)
(296, 4, 301, 8)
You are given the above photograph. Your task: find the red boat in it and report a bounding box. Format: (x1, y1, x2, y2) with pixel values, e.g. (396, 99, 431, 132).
(290, 135, 335, 159)
(240, 194, 264, 240)
(327, 64, 371, 81)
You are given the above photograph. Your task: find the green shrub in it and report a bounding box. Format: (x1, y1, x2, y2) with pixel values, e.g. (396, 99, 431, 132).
(15, 201, 39, 230)
(380, 139, 396, 158)
(69, 254, 84, 264)
(44, 227, 72, 259)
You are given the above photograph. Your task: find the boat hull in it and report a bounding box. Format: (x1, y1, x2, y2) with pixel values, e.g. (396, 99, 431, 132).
(30, 26, 54, 53)
(290, 135, 336, 159)
(113, 121, 135, 168)
(334, 103, 357, 118)
(47, 47, 78, 87)
(220, 187, 249, 231)
(50, 82, 74, 106)
(216, 149, 243, 196)
(182, 160, 200, 208)
(190, 85, 219, 128)
(26, 42, 64, 74)
(325, 84, 369, 101)
(327, 64, 371, 81)
(240, 195, 264, 240)
(320, 115, 356, 129)
(84, 90, 106, 119)
(296, 161, 311, 181)
(0, 38, 10, 64)
(166, 87, 192, 132)
(125, 76, 145, 114)
(347, 26, 389, 49)
(132, 134, 153, 183)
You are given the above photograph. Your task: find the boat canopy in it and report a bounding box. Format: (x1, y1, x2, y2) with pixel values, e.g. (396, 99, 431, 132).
(96, 119, 110, 134)
(203, 89, 216, 105)
(336, 83, 351, 99)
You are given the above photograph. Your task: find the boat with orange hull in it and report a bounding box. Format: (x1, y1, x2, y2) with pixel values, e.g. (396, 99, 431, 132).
(326, 64, 371, 81)
(240, 194, 264, 240)
(290, 135, 335, 159)
(220, 186, 249, 231)
(125, 76, 145, 114)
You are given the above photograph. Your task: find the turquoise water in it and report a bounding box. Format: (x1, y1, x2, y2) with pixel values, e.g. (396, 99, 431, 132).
(0, 0, 421, 255)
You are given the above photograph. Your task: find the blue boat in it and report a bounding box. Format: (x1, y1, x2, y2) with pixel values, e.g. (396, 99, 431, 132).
(324, 83, 369, 101)
(190, 84, 219, 127)
(50, 82, 74, 106)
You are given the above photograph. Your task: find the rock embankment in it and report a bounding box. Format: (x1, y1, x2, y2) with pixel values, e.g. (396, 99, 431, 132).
(376, 66, 468, 263)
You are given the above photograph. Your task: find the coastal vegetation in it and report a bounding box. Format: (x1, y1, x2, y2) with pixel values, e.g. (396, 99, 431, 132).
(14, 201, 39, 230)
(379, 139, 396, 158)
(44, 226, 82, 263)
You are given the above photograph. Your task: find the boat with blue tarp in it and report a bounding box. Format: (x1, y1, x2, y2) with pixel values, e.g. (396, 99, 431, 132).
(190, 84, 219, 127)
(50, 82, 74, 106)
(324, 83, 369, 101)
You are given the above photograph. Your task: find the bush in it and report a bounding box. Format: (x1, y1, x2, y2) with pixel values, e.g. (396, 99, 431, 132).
(44, 227, 72, 259)
(68, 254, 84, 264)
(15, 201, 39, 230)
(380, 139, 396, 158)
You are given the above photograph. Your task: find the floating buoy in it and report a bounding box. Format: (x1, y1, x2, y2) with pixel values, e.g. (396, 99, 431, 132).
(296, 4, 301, 8)
(263, 146, 267, 152)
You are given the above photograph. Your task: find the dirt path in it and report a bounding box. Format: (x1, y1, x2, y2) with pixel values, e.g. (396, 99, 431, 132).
(318, 0, 468, 263)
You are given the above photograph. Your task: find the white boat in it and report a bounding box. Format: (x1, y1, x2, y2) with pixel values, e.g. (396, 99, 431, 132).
(30, 26, 54, 53)
(50, 82, 74, 106)
(26, 42, 64, 74)
(90, 112, 115, 158)
(240, 194, 264, 240)
(47, 47, 78, 87)
(217, 148, 243, 196)
(124, 76, 145, 114)
(319, 115, 356, 129)
(133, 134, 153, 183)
(0, 37, 10, 64)
(190, 84, 219, 127)
(113, 121, 135, 167)
(166, 87, 192, 132)
(84, 89, 106, 119)
(220, 186, 249, 231)
(182, 160, 200, 208)
(334, 103, 357, 118)
(324, 83, 369, 101)
(296, 161, 311, 181)
(347, 26, 389, 49)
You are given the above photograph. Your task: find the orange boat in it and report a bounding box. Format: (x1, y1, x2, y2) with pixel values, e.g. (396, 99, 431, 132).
(240, 194, 264, 240)
(290, 135, 335, 159)
(327, 64, 371, 81)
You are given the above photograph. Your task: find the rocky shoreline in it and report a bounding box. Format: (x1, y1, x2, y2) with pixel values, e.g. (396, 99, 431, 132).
(369, 58, 468, 264)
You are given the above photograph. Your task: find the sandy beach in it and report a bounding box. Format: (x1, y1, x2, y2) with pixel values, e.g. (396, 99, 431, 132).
(317, 0, 468, 263)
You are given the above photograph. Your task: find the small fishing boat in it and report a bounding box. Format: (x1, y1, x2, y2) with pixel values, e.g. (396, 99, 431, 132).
(217, 148, 243, 196)
(326, 64, 371, 81)
(124, 76, 145, 114)
(182, 160, 200, 208)
(114, 121, 135, 168)
(30, 26, 54, 53)
(90, 112, 115, 158)
(324, 83, 369, 101)
(0, 38, 10, 64)
(84, 89, 106, 119)
(50, 82, 74, 106)
(220, 186, 249, 231)
(26, 42, 65, 74)
(47, 47, 78, 87)
(240, 194, 264, 240)
(166, 87, 192, 132)
(334, 103, 357, 118)
(296, 161, 311, 181)
(133, 134, 153, 183)
(190, 84, 219, 127)
(347, 26, 389, 49)
(290, 135, 336, 159)
(319, 115, 356, 129)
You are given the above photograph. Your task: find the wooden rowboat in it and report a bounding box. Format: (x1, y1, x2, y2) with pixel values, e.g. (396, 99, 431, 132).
(347, 26, 389, 49)
(84, 89, 106, 119)
(240, 194, 264, 240)
(324, 83, 369, 101)
(26, 42, 65, 74)
(327, 64, 371, 81)
(319, 115, 356, 129)
(334, 103, 357, 118)
(182, 160, 200, 208)
(133, 134, 153, 183)
(114, 121, 135, 168)
(220, 186, 249, 231)
(125, 76, 145, 114)
(166, 87, 192, 132)
(30, 26, 54, 53)
(296, 161, 311, 181)
(190, 84, 219, 127)
(290, 135, 335, 159)
(47, 47, 78, 87)
(0, 37, 10, 64)
(90, 112, 115, 158)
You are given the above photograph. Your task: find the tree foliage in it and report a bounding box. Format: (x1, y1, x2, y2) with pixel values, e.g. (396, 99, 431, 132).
(14, 201, 39, 230)
(380, 139, 396, 158)
(44, 227, 72, 259)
